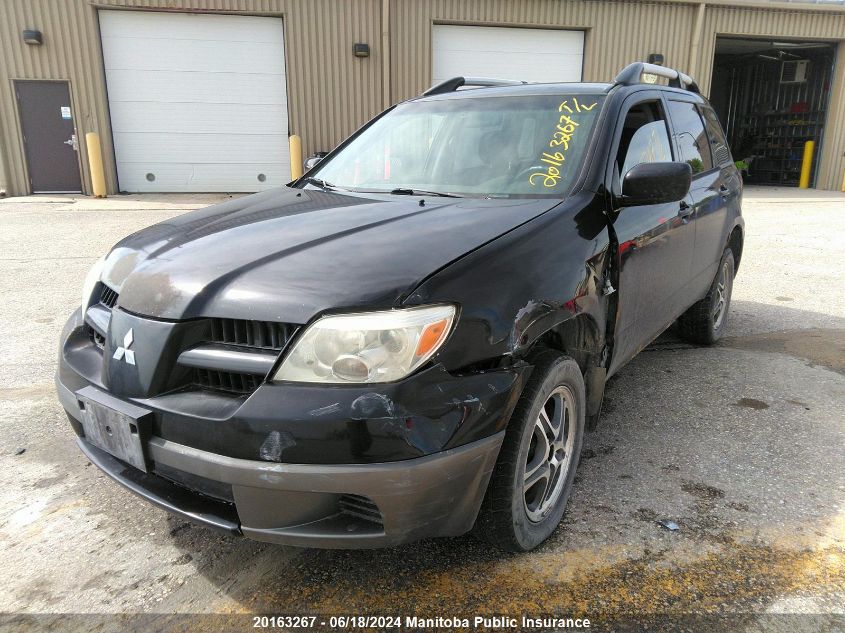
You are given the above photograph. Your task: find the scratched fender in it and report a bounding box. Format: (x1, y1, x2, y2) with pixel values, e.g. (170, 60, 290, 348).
(405, 192, 611, 373)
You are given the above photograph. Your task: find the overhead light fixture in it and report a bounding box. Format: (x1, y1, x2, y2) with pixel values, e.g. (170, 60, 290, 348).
(772, 41, 830, 49)
(22, 29, 43, 45)
(647, 53, 664, 66)
(352, 43, 370, 58)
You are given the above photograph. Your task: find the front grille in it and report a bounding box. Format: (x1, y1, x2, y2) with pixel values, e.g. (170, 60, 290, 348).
(90, 328, 106, 350)
(192, 368, 262, 395)
(339, 494, 384, 526)
(209, 318, 296, 351)
(186, 319, 299, 395)
(84, 295, 297, 396)
(86, 284, 119, 351)
(99, 284, 119, 309)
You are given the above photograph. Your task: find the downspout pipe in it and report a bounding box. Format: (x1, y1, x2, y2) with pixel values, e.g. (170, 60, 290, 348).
(382, 0, 391, 109)
(688, 3, 707, 83)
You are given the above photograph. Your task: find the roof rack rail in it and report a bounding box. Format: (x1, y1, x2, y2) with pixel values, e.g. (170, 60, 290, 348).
(614, 62, 700, 94)
(423, 76, 527, 96)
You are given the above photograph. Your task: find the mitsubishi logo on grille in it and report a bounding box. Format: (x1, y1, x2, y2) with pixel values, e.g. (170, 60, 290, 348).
(112, 328, 136, 366)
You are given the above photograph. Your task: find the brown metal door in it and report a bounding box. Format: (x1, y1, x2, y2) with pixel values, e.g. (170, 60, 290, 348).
(15, 81, 83, 193)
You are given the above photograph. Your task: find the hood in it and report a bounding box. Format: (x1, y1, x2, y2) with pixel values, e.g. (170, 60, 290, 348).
(103, 187, 559, 324)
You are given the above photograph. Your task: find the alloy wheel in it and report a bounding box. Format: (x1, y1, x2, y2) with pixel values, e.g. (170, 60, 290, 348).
(712, 259, 732, 329)
(523, 385, 576, 523)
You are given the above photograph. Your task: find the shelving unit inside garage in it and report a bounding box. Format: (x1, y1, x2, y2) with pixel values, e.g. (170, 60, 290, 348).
(709, 40, 835, 187)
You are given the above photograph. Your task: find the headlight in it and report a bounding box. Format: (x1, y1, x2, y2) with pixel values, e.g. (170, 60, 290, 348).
(81, 255, 106, 310)
(274, 305, 456, 384)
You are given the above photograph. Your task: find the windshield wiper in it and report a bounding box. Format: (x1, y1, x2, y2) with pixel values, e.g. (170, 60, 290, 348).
(301, 176, 341, 191)
(389, 188, 461, 198)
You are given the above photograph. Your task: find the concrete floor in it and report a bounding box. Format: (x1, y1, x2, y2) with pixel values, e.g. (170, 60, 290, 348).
(0, 186, 843, 627)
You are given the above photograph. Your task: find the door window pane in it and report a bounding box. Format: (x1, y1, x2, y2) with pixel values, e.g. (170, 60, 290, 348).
(616, 102, 673, 179)
(668, 101, 713, 174)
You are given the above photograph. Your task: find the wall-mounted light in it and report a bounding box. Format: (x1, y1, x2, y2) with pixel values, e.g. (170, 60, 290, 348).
(647, 53, 664, 66)
(23, 29, 43, 45)
(352, 43, 370, 58)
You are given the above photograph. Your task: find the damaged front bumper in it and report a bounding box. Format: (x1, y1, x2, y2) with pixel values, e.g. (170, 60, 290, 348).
(57, 309, 528, 547)
(71, 428, 504, 547)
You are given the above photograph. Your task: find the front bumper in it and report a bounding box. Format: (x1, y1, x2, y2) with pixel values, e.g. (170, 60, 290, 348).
(69, 423, 503, 547)
(58, 309, 525, 547)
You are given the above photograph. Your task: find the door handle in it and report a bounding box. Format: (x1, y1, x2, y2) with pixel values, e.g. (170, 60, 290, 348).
(678, 200, 693, 223)
(719, 184, 730, 199)
(63, 134, 79, 151)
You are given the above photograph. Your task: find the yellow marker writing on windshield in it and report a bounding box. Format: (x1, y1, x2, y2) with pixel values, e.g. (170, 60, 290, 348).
(530, 100, 598, 188)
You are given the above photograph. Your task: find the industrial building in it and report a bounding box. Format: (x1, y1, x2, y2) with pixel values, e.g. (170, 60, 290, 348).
(1, 0, 844, 196)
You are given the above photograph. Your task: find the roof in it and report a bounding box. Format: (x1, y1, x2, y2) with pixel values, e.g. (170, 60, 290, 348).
(413, 82, 614, 102)
(416, 63, 704, 102)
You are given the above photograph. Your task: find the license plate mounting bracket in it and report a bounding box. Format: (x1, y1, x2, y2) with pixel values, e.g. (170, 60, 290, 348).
(75, 386, 153, 472)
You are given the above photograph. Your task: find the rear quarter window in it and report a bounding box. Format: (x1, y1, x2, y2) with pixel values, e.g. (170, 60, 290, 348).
(700, 107, 734, 167)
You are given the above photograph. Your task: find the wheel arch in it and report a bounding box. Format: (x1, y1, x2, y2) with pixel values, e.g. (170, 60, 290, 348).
(728, 222, 744, 272)
(524, 313, 605, 374)
(519, 313, 607, 431)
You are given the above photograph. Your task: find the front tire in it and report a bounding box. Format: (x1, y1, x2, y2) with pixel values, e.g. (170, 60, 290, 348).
(475, 349, 585, 552)
(677, 247, 735, 345)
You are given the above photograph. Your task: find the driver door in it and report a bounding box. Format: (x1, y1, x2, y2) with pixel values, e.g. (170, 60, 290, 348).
(608, 93, 696, 375)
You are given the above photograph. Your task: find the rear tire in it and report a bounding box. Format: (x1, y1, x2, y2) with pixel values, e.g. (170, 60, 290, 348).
(475, 349, 585, 552)
(676, 248, 735, 345)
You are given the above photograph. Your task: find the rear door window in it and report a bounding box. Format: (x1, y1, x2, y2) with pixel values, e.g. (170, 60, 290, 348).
(700, 107, 733, 167)
(667, 100, 713, 175)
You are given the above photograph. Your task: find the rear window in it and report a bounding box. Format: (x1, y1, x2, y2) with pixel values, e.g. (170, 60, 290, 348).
(701, 107, 733, 167)
(667, 100, 713, 175)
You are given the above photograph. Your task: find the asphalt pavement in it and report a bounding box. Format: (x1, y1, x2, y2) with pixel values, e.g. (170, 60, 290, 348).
(0, 187, 842, 630)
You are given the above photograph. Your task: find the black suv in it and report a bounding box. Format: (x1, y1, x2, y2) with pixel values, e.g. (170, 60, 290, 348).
(57, 62, 743, 552)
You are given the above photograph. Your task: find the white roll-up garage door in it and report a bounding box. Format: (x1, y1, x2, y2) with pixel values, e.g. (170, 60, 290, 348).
(432, 25, 584, 86)
(99, 11, 289, 192)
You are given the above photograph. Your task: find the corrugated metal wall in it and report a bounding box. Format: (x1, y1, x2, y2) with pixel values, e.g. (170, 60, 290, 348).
(388, 0, 845, 190)
(388, 0, 698, 100)
(824, 42, 845, 191)
(1, 0, 844, 195)
(0, 0, 383, 196)
(0, 133, 9, 195)
(0, 1, 112, 195)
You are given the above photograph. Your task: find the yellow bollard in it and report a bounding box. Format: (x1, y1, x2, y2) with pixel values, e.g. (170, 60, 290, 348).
(85, 132, 107, 198)
(289, 134, 303, 181)
(798, 140, 815, 189)
(841, 168, 845, 193)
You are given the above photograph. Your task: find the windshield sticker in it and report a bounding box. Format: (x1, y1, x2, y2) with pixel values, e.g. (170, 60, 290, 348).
(529, 98, 598, 188)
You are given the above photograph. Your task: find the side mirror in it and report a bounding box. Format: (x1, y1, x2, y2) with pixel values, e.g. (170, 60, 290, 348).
(620, 162, 692, 206)
(303, 152, 329, 172)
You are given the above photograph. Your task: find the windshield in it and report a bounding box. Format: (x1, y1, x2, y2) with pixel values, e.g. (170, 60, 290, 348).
(306, 93, 605, 197)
